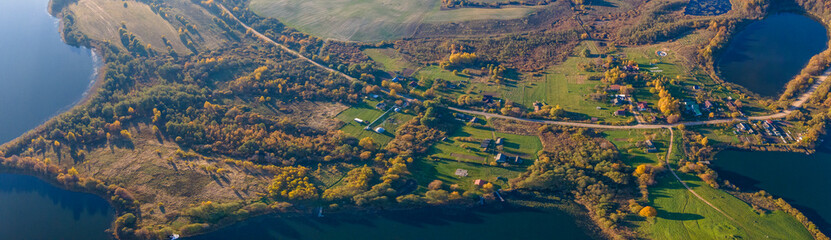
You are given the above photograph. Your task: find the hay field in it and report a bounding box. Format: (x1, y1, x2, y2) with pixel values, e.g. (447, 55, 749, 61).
(248, 0, 542, 41)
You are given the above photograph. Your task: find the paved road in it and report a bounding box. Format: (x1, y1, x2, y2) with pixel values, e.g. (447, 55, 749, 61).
(449, 67, 830, 129)
(217, 4, 357, 82)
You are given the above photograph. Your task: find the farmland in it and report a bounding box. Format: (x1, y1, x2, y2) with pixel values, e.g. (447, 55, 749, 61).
(248, 0, 543, 41)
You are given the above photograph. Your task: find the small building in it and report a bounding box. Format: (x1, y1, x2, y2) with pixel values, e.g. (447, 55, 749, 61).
(495, 153, 507, 163)
(474, 179, 487, 186)
(495, 138, 504, 145)
(354, 118, 365, 124)
(481, 139, 493, 149)
(394, 107, 401, 112)
(693, 85, 701, 90)
(455, 169, 469, 177)
(533, 101, 544, 112)
(644, 140, 657, 153)
(637, 102, 648, 111)
(591, 117, 598, 122)
(470, 117, 479, 123)
(375, 127, 385, 133)
(391, 76, 400, 82)
(375, 102, 387, 110)
(607, 84, 622, 92)
(483, 95, 494, 103)
(513, 156, 523, 164)
(614, 109, 626, 116)
(703, 100, 714, 110)
(613, 98, 623, 105)
(408, 81, 418, 87)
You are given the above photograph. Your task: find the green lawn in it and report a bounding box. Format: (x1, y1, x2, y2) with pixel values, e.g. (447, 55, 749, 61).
(410, 157, 525, 193)
(637, 172, 812, 240)
(602, 128, 670, 166)
(362, 48, 419, 74)
(631, 126, 812, 239)
(429, 125, 542, 163)
(334, 100, 413, 145)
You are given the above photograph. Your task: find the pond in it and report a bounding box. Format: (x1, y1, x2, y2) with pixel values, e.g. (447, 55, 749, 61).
(712, 147, 831, 233)
(0, 0, 114, 238)
(716, 13, 828, 97)
(185, 206, 594, 240)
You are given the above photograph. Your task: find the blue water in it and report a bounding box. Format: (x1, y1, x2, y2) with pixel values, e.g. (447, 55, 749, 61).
(0, 0, 95, 143)
(0, 0, 113, 238)
(717, 13, 828, 97)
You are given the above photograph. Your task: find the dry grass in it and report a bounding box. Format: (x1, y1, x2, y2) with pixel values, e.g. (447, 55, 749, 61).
(248, 0, 542, 41)
(32, 123, 272, 225)
(70, 0, 190, 53)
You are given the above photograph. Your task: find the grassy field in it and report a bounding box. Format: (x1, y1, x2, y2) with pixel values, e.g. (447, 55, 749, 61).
(69, 0, 190, 53)
(429, 125, 542, 163)
(411, 120, 541, 192)
(362, 48, 419, 74)
(248, 0, 541, 41)
(410, 157, 525, 193)
(603, 128, 670, 166)
(624, 127, 813, 239)
(637, 172, 813, 240)
(334, 99, 414, 145)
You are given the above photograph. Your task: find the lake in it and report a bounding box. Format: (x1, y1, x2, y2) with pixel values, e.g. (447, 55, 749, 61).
(0, 0, 96, 144)
(0, 0, 114, 238)
(716, 13, 828, 97)
(713, 148, 831, 233)
(186, 206, 594, 240)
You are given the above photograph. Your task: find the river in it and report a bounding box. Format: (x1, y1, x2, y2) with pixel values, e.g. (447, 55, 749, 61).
(713, 147, 831, 234)
(716, 12, 829, 97)
(0, 0, 114, 238)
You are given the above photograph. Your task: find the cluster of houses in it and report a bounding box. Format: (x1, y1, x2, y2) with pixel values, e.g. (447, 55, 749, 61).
(481, 138, 523, 165)
(735, 120, 797, 144)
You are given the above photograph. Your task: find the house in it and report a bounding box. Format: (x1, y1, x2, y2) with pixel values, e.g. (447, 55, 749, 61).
(482, 95, 494, 103)
(637, 102, 648, 111)
(354, 118, 365, 124)
(375, 127, 385, 133)
(736, 122, 750, 132)
(391, 76, 400, 82)
(474, 179, 487, 186)
(470, 117, 479, 123)
(394, 107, 401, 112)
(607, 84, 622, 92)
(644, 140, 657, 153)
(455, 113, 472, 121)
(533, 101, 544, 111)
(408, 81, 418, 87)
(495, 138, 504, 145)
(614, 109, 626, 116)
(693, 85, 701, 90)
(495, 153, 507, 163)
(703, 100, 714, 110)
(613, 98, 623, 105)
(481, 139, 493, 149)
(375, 102, 387, 110)
(684, 100, 702, 117)
(455, 169, 469, 177)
